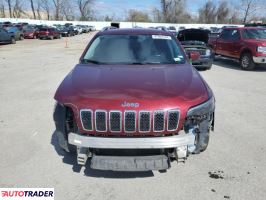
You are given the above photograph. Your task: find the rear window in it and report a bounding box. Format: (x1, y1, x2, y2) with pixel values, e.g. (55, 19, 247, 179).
(83, 34, 185, 65)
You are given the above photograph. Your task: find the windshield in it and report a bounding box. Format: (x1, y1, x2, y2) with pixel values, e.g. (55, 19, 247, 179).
(242, 29, 266, 39)
(83, 34, 185, 65)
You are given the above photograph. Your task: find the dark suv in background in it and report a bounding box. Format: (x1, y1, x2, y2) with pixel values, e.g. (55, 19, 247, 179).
(58, 26, 75, 37)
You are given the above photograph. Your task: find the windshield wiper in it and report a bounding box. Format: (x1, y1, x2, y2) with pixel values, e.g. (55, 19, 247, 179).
(81, 59, 103, 64)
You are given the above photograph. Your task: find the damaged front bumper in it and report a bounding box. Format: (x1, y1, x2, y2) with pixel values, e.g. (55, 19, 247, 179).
(68, 132, 195, 150)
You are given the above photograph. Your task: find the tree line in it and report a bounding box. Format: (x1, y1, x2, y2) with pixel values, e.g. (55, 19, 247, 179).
(0, 0, 265, 24)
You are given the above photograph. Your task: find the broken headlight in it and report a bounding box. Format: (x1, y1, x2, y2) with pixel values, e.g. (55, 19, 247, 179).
(186, 96, 215, 124)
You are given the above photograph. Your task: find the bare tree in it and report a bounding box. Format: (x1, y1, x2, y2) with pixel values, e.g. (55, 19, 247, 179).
(36, 0, 42, 19)
(151, 7, 162, 22)
(61, 0, 75, 21)
(160, 0, 189, 23)
(126, 9, 151, 22)
(216, 1, 229, 23)
(12, 0, 24, 18)
(29, 0, 36, 19)
(198, 0, 217, 23)
(41, 0, 51, 20)
(5, 0, 12, 18)
(240, 0, 260, 23)
(77, 0, 94, 21)
(0, 0, 5, 17)
(52, 0, 62, 20)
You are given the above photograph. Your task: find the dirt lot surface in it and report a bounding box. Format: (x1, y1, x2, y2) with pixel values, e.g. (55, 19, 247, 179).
(1, 33, 266, 200)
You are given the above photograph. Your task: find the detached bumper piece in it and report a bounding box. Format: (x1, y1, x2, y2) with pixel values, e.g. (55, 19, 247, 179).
(68, 132, 196, 170)
(68, 132, 195, 149)
(91, 155, 169, 171)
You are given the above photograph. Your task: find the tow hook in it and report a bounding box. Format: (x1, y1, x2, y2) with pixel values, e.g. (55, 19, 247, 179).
(176, 146, 188, 163)
(77, 147, 92, 166)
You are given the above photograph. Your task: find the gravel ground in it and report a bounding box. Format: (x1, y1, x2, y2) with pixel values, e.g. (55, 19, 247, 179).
(1, 33, 266, 200)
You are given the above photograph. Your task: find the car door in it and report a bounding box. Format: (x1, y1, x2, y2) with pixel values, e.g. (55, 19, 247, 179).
(0, 29, 9, 42)
(225, 29, 242, 58)
(215, 29, 231, 56)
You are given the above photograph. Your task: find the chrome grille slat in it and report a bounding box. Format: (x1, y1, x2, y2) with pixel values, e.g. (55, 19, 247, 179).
(80, 109, 93, 131)
(153, 110, 165, 132)
(167, 110, 180, 131)
(139, 111, 151, 132)
(109, 111, 122, 132)
(95, 110, 107, 132)
(124, 111, 136, 133)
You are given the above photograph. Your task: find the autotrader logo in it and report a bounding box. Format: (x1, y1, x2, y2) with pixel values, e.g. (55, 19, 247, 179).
(0, 188, 54, 200)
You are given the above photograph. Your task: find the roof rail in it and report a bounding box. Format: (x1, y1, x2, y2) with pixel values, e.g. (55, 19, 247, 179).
(101, 26, 118, 31)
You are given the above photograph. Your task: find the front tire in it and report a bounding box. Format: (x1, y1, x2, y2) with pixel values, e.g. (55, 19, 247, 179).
(240, 53, 255, 70)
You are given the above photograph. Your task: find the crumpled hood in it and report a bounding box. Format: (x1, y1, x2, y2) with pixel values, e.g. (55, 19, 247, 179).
(54, 64, 209, 111)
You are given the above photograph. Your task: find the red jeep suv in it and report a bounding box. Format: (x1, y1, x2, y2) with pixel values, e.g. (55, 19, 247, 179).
(53, 28, 215, 171)
(38, 27, 61, 40)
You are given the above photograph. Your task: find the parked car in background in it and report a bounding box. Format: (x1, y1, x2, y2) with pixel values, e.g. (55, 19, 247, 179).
(88, 25, 96, 31)
(245, 23, 266, 28)
(59, 26, 75, 37)
(178, 28, 213, 70)
(79, 25, 90, 33)
(178, 26, 186, 33)
(155, 26, 168, 31)
(38, 27, 61, 40)
(74, 26, 83, 34)
(71, 26, 80, 35)
(168, 26, 177, 33)
(2, 21, 12, 28)
(23, 27, 38, 39)
(5, 26, 24, 40)
(209, 27, 266, 70)
(0, 28, 16, 44)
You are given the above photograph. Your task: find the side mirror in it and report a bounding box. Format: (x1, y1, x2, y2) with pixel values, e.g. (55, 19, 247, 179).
(188, 51, 200, 61)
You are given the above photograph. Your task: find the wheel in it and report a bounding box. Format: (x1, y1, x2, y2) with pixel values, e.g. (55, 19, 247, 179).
(33, 35, 37, 39)
(53, 103, 76, 153)
(50, 36, 54, 40)
(10, 37, 16, 44)
(240, 53, 255, 70)
(19, 35, 24, 40)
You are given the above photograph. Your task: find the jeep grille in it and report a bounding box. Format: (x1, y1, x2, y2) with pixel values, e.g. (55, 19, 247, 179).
(80, 109, 180, 133)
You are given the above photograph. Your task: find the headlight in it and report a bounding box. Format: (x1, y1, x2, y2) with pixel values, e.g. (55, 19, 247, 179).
(186, 96, 215, 122)
(205, 49, 211, 56)
(257, 46, 266, 53)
